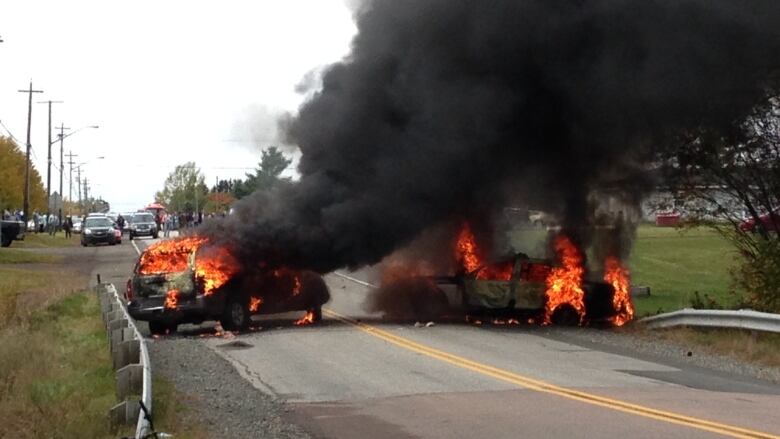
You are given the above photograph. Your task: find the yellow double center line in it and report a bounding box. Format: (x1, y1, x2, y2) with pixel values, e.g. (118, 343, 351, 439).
(324, 308, 779, 439)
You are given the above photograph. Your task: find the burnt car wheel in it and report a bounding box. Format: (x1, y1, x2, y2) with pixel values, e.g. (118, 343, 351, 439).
(148, 321, 177, 335)
(221, 296, 251, 331)
(550, 304, 581, 326)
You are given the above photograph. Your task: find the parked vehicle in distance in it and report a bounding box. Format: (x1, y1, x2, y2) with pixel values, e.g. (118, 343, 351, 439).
(72, 217, 83, 234)
(81, 216, 117, 246)
(0, 219, 25, 247)
(128, 212, 158, 240)
(121, 213, 135, 234)
(739, 207, 780, 233)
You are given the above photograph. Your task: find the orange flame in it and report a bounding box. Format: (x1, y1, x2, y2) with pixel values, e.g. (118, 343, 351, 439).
(138, 237, 207, 274)
(604, 256, 634, 326)
(292, 276, 302, 296)
(294, 310, 316, 326)
(195, 246, 238, 296)
(456, 223, 481, 273)
(164, 289, 179, 310)
(138, 236, 239, 297)
(543, 235, 586, 325)
(455, 223, 512, 280)
(249, 296, 263, 312)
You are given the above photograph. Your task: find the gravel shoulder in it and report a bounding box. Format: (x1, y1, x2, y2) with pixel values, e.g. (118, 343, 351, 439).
(149, 333, 311, 439)
(542, 325, 780, 385)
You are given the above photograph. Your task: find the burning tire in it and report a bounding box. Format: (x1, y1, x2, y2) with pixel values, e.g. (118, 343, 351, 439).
(221, 295, 251, 331)
(549, 304, 581, 326)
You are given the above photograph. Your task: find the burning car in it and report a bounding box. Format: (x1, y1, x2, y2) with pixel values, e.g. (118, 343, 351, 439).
(126, 237, 330, 334)
(380, 223, 634, 326)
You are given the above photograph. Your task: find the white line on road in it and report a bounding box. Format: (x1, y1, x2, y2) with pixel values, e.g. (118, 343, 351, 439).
(333, 271, 377, 289)
(131, 239, 141, 256)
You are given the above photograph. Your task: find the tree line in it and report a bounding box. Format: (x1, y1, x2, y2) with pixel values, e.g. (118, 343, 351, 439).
(0, 136, 47, 214)
(155, 146, 292, 215)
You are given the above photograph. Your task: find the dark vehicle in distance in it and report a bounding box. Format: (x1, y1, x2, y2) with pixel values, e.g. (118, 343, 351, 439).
(81, 216, 118, 246)
(1, 219, 25, 247)
(127, 245, 330, 334)
(128, 212, 158, 240)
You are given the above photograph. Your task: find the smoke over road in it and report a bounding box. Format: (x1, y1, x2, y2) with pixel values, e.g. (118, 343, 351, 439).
(206, 0, 780, 273)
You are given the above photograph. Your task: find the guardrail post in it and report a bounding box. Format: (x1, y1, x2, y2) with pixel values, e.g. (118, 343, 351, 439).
(109, 399, 140, 427)
(100, 282, 153, 438)
(113, 339, 141, 370)
(116, 364, 144, 400)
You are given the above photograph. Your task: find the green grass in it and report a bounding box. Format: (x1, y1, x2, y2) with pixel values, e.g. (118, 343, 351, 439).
(629, 225, 736, 316)
(0, 292, 133, 438)
(12, 232, 79, 248)
(0, 245, 207, 438)
(0, 248, 59, 264)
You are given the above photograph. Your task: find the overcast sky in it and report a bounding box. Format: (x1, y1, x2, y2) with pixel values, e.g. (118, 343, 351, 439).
(0, 1, 357, 212)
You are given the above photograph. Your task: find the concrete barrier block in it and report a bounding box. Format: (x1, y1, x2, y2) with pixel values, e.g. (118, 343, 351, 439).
(98, 290, 110, 306)
(116, 364, 144, 400)
(108, 399, 140, 428)
(108, 317, 129, 334)
(104, 310, 122, 327)
(113, 339, 141, 370)
(110, 325, 131, 351)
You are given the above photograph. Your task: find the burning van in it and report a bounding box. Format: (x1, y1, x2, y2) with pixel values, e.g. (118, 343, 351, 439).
(126, 237, 330, 334)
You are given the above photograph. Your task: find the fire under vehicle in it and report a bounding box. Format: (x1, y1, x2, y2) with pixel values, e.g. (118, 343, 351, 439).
(126, 237, 330, 335)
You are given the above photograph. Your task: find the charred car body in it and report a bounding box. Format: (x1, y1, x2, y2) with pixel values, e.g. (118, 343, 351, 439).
(430, 253, 623, 325)
(127, 238, 330, 334)
(385, 226, 634, 326)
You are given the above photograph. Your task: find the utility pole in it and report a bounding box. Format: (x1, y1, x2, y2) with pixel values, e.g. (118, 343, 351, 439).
(57, 124, 70, 221)
(17, 81, 44, 222)
(77, 166, 82, 210)
(37, 100, 63, 219)
(83, 178, 89, 212)
(66, 151, 78, 205)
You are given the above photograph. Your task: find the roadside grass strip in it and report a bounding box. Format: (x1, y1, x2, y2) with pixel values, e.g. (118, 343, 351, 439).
(0, 292, 132, 438)
(0, 248, 59, 264)
(323, 308, 779, 439)
(12, 233, 80, 248)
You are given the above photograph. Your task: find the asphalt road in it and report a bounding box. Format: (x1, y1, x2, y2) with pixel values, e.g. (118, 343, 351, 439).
(122, 235, 780, 439)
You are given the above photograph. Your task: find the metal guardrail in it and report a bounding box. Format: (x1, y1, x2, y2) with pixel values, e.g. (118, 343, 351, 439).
(640, 308, 780, 334)
(97, 282, 153, 438)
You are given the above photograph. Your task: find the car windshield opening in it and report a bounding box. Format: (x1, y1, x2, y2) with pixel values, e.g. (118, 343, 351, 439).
(85, 218, 113, 228)
(134, 214, 154, 222)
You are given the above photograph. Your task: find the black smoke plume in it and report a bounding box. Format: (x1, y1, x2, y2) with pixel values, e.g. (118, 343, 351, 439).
(206, 0, 780, 273)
